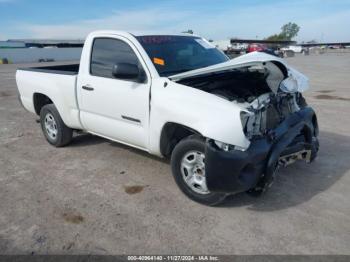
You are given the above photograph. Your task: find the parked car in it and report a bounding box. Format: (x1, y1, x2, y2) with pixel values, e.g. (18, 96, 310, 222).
(229, 43, 249, 53)
(247, 43, 268, 53)
(328, 45, 342, 49)
(282, 45, 304, 53)
(16, 31, 319, 205)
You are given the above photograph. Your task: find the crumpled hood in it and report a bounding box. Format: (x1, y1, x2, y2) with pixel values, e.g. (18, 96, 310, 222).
(169, 52, 309, 93)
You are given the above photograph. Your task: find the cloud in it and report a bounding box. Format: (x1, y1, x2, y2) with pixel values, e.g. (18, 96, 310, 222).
(12, 0, 350, 42)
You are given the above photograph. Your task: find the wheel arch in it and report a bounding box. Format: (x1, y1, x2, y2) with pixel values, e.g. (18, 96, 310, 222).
(33, 93, 53, 115)
(32, 92, 81, 129)
(160, 122, 203, 158)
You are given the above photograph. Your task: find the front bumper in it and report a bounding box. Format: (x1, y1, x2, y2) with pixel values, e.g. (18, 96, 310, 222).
(205, 107, 319, 194)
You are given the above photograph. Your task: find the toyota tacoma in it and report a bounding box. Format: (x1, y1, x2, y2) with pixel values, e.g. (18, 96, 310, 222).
(16, 31, 319, 205)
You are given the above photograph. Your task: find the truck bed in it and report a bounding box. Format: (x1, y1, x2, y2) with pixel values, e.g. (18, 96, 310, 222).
(19, 64, 79, 75)
(16, 63, 82, 129)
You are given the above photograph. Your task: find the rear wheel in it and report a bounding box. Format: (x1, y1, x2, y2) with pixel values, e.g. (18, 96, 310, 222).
(40, 104, 73, 147)
(171, 136, 227, 206)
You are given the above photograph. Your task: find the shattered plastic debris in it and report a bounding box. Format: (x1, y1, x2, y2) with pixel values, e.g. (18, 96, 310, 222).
(280, 67, 310, 93)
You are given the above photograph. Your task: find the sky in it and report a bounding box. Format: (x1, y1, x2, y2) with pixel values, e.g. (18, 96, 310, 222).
(0, 0, 350, 42)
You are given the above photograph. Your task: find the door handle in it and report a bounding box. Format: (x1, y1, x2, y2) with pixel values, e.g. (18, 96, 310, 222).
(82, 85, 94, 91)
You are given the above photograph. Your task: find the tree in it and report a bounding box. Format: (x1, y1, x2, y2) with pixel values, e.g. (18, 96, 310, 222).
(265, 22, 300, 41)
(280, 22, 300, 40)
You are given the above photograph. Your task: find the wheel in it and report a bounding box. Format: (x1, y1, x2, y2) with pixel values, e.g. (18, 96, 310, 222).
(171, 136, 227, 206)
(40, 104, 73, 147)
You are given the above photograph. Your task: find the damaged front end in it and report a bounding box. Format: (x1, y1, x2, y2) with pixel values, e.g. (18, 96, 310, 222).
(205, 106, 319, 194)
(173, 53, 320, 194)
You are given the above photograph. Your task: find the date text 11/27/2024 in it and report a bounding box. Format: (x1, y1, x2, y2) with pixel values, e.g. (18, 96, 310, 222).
(127, 256, 220, 261)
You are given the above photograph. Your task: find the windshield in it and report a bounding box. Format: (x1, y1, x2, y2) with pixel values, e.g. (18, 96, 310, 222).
(136, 35, 229, 77)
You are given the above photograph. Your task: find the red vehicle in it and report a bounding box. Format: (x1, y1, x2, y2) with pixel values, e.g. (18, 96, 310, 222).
(247, 43, 268, 53)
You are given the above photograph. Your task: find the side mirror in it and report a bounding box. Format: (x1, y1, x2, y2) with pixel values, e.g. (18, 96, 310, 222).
(112, 63, 145, 82)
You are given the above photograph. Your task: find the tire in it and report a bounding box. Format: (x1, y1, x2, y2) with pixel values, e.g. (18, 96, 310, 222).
(171, 135, 227, 206)
(40, 104, 73, 147)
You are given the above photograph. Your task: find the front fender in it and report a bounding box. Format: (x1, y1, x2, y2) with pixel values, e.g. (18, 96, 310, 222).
(148, 79, 250, 155)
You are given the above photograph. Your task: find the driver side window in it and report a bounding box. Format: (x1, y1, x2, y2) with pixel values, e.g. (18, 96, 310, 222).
(90, 38, 140, 79)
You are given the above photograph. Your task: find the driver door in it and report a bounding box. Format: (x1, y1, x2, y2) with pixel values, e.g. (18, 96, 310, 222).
(77, 37, 151, 149)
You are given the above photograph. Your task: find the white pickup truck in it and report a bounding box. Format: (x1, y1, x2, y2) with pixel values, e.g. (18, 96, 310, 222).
(16, 31, 319, 205)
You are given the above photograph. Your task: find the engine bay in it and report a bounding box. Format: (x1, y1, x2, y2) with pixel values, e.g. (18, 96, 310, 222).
(178, 65, 307, 139)
(178, 66, 271, 103)
(240, 92, 306, 139)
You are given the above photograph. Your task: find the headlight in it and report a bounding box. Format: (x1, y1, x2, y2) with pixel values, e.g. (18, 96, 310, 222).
(213, 141, 246, 152)
(214, 141, 232, 151)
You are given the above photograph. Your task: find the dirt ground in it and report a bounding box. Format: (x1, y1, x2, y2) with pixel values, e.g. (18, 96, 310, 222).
(0, 53, 349, 255)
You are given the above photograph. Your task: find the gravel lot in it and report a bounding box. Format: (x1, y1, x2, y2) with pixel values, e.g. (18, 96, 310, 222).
(0, 53, 349, 255)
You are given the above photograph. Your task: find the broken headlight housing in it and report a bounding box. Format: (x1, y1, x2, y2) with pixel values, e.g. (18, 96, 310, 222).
(213, 141, 246, 152)
(213, 141, 233, 151)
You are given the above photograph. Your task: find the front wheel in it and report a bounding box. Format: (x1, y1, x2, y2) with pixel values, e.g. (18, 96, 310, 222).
(171, 136, 227, 206)
(40, 104, 73, 147)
